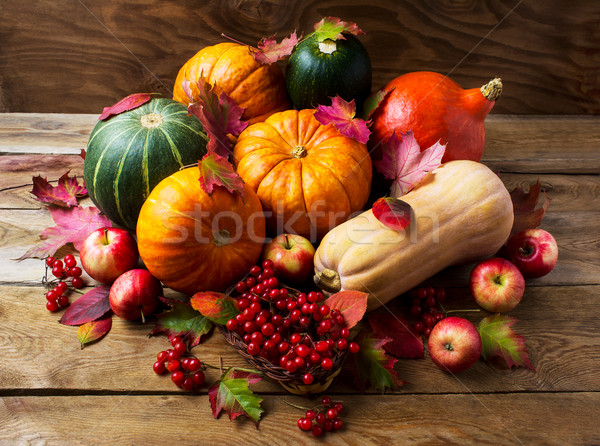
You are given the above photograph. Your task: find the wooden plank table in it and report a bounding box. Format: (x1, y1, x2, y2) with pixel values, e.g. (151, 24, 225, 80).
(1, 113, 599, 444)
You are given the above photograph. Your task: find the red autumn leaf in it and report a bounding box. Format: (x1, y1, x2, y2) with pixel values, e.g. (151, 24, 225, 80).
(58, 171, 87, 199)
(17, 206, 112, 260)
(372, 197, 413, 231)
(374, 131, 446, 197)
(31, 175, 78, 207)
(98, 93, 155, 121)
(209, 367, 264, 427)
(198, 152, 245, 199)
(59, 285, 111, 326)
(77, 316, 112, 349)
(79, 149, 86, 160)
(251, 31, 299, 64)
(368, 312, 424, 359)
(509, 179, 550, 237)
(314, 96, 371, 144)
(190, 291, 240, 325)
(323, 290, 368, 329)
(478, 314, 535, 371)
(313, 17, 365, 42)
(149, 300, 212, 348)
(187, 77, 248, 157)
(361, 88, 394, 120)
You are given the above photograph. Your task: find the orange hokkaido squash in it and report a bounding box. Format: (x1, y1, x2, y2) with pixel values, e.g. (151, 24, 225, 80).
(136, 166, 265, 295)
(233, 109, 372, 241)
(173, 42, 290, 124)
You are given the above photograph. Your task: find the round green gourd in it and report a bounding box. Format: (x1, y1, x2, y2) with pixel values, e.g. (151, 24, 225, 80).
(83, 98, 208, 231)
(285, 34, 372, 110)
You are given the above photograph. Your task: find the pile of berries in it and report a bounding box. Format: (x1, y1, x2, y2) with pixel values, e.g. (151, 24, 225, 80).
(225, 260, 359, 385)
(153, 336, 206, 391)
(297, 395, 345, 437)
(409, 286, 447, 337)
(44, 254, 85, 312)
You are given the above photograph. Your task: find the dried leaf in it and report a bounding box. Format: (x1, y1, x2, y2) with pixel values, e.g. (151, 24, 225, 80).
(368, 312, 424, 359)
(17, 206, 112, 260)
(509, 180, 550, 237)
(374, 131, 446, 197)
(372, 197, 413, 231)
(98, 93, 155, 121)
(59, 285, 111, 326)
(31, 175, 77, 207)
(251, 31, 299, 64)
(149, 300, 213, 348)
(77, 316, 112, 349)
(323, 290, 368, 329)
(209, 367, 264, 427)
(313, 96, 371, 144)
(361, 88, 393, 120)
(478, 314, 535, 371)
(58, 171, 87, 198)
(79, 149, 86, 160)
(198, 152, 245, 199)
(313, 17, 364, 42)
(190, 291, 240, 325)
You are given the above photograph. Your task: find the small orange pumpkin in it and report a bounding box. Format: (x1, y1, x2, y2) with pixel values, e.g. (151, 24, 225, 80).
(233, 109, 372, 240)
(136, 166, 265, 295)
(173, 42, 290, 124)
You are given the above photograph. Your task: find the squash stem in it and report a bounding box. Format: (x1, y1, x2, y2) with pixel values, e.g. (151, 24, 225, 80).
(314, 268, 341, 293)
(481, 78, 503, 101)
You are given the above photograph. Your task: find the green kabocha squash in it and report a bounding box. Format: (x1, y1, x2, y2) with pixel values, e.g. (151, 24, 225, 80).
(285, 33, 372, 110)
(83, 98, 208, 231)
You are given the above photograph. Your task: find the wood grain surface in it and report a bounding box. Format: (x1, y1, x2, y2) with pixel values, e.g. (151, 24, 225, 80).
(1, 1, 599, 114)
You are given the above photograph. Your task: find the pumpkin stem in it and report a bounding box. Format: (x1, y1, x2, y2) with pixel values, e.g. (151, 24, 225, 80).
(480, 78, 503, 101)
(314, 268, 341, 293)
(141, 113, 164, 129)
(292, 146, 308, 158)
(213, 229, 231, 247)
(318, 40, 337, 54)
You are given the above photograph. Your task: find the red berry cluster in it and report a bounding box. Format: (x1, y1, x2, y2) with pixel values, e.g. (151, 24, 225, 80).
(44, 255, 85, 312)
(297, 396, 344, 437)
(153, 336, 206, 391)
(225, 260, 359, 382)
(409, 286, 447, 337)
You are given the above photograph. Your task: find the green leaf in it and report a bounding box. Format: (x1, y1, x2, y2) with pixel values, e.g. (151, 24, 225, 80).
(313, 17, 364, 42)
(478, 314, 536, 371)
(149, 301, 213, 348)
(190, 291, 240, 325)
(208, 368, 264, 427)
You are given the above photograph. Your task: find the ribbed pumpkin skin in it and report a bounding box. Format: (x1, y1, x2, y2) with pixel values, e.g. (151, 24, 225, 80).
(173, 42, 290, 124)
(83, 98, 208, 232)
(285, 34, 372, 110)
(233, 109, 372, 241)
(136, 167, 265, 295)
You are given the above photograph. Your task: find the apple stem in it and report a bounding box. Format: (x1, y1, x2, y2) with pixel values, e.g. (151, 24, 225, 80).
(284, 234, 292, 250)
(140, 309, 146, 324)
(103, 227, 109, 245)
(444, 309, 481, 315)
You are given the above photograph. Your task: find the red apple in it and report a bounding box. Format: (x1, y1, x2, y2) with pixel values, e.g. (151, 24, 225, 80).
(109, 269, 162, 321)
(262, 234, 315, 285)
(505, 228, 558, 278)
(470, 257, 525, 313)
(80, 227, 139, 284)
(428, 317, 482, 373)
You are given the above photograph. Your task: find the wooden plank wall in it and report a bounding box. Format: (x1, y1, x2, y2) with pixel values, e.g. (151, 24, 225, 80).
(0, 0, 599, 115)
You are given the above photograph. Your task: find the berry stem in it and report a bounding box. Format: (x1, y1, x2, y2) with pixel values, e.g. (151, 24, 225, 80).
(284, 400, 314, 412)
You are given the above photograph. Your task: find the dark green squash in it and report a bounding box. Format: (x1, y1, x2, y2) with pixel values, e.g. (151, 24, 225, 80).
(83, 98, 208, 231)
(285, 34, 372, 110)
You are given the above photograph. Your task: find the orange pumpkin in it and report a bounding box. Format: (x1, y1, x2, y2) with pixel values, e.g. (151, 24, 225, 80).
(173, 42, 290, 124)
(136, 166, 265, 295)
(233, 109, 372, 240)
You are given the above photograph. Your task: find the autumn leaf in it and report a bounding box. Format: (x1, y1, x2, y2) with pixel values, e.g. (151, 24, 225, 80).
(31, 171, 87, 208)
(98, 93, 156, 121)
(251, 31, 299, 64)
(209, 367, 264, 427)
(509, 179, 550, 237)
(190, 291, 239, 325)
(348, 329, 404, 393)
(187, 77, 248, 157)
(372, 197, 413, 231)
(361, 88, 393, 120)
(314, 96, 371, 144)
(478, 314, 535, 371)
(313, 17, 364, 42)
(79, 149, 86, 160)
(59, 285, 111, 326)
(368, 312, 424, 359)
(323, 290, 368, 329)
(149, 300, 213, 348)
(374, 131, 446, 197)
(198, 152, 245, 199)
(17, 206, 112, 260)
(77, 316, 112, 349)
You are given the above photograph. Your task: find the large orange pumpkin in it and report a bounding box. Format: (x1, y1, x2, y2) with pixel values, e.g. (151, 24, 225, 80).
(173, 42, 290, 124)
(233, 109, 372, 241)
(136, 166, 265, 295)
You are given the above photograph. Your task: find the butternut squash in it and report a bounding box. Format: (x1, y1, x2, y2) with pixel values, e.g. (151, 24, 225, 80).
(313, 160, 514, 311)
